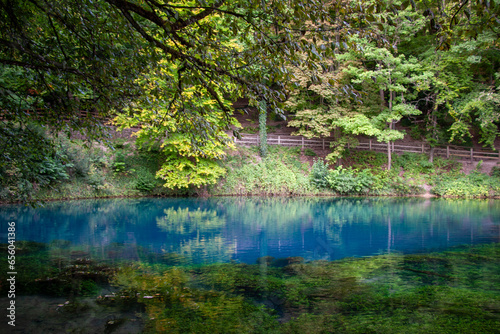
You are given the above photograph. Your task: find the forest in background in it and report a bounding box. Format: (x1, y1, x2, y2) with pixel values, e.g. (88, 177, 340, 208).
(0, 0, 499, 202)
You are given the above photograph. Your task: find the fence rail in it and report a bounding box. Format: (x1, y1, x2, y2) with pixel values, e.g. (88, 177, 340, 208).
(234, 134, 500, 162)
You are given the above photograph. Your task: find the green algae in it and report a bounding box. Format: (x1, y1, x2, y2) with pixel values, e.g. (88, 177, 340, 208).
(1, 242, 499, 333)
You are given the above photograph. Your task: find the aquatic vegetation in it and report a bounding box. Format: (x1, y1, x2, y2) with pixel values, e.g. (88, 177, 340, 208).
(1, 242, 499, 333)
(103, 243, 500, 333)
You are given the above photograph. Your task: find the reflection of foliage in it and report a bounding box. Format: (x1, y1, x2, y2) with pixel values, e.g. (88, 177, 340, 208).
(157, 207, 226, 234)
(213, 196, 500, 248)
(156, 207, 234, 263)
(175, 236, 235, 265)
(2, 196, 499, 275)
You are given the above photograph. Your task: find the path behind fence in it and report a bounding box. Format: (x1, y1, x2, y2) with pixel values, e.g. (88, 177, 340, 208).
(234, 134, 500, 162)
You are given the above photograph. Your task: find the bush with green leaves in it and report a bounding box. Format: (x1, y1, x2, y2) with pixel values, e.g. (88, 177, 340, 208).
(112, 151, 128, 174)
(0, 122, 72, 202)
(347, 150, 387, 169)
(393, 152, 435, 174)
(85, 165, 107, 192)
(390, 176, 424, 195)
(134, 168, 158, 193)
(491, 166, 500, 179)
(326, 166, 374, 195)
(217, 146, 314, 195)
(432, 163, 498, 198)
(56, 138, 109, 178)
(309, 158, 329, 189)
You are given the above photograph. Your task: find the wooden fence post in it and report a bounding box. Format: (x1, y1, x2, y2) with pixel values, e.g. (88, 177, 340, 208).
(278, 136, 280, 145)
(369, 139, 372, 150)
(470, 148, 473, 162)
(421, 143, 424, 154)
(301, 137, 304, 149)
(322, 139, 325, 150)
(446, 146, 449, 159)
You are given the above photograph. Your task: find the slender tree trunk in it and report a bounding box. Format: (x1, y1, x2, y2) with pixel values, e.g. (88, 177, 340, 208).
(334, 127, 342, 167)
(258, 100, 267, 157)
(389, 90, 393, 111)
(387, 140, 392, 170)
(429, 147, 435, 162)
(380, 90, 385, 111)
(387, 89, 393, 170)
(428, 91, 439, 162)
(429, 112, 437, 163)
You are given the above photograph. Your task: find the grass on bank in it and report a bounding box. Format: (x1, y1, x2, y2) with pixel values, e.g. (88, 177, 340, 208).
(211, 145, 317, 196)
(3, 126, 500, 203)
(318, 150, 500, 198)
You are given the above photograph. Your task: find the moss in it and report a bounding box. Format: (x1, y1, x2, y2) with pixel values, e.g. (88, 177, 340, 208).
(1, 241, 499, 333)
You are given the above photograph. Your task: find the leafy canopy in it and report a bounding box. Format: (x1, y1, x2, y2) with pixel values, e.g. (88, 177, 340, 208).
(1, 0, 336, 189)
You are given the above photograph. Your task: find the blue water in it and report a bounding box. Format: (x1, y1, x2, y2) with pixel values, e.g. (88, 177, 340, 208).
(0, 197, 499, 264)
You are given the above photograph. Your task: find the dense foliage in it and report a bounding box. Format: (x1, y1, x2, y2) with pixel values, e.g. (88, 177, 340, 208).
(286, 0, 499, 167)
(4, 133, 500, 202)
(0, 123, 70, 202)
(1, 0, 499, 197)
(214, 146, 314, 196)
(0, 0, 337, 190)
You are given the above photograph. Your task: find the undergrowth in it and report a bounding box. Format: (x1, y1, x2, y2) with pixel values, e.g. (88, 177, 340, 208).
(213, 146, 316, 196)
(2, 127, 498, 202)
(2, 133, 175, 203)
(432, 161, 500, 198)
(313, 150, 483, 197)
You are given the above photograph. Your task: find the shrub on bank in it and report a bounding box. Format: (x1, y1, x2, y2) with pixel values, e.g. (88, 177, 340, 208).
(309, 159, 329, 189)
(215, 146, 315, 196)
(326, 166, 374, 195)
(432, 162, 500, 198)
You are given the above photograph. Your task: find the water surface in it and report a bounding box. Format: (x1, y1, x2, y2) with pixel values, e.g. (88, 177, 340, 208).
(1, 197, 498, 264)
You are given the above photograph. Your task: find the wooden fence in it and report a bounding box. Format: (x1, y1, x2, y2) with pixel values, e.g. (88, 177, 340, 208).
(233, 134, 500, 162)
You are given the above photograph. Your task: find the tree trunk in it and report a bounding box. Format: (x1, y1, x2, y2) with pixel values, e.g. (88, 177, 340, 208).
(380, 89, 385, 111)
(333, 127, 342, 167)
(258, 100, 267, 157)
(387, 141, 392, 170)
(429, 147, 435, 163)
(386, 89, 393, 170)
(428, 103, 438, 163)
